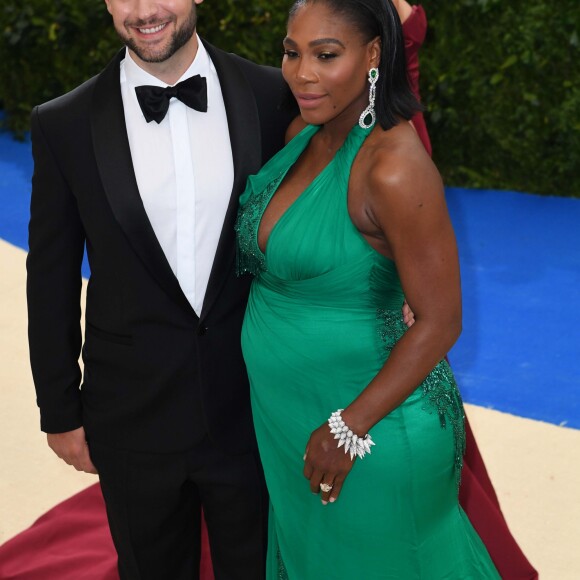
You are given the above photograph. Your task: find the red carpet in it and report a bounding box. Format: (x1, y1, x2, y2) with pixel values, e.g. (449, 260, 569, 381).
(0, 485, 213, 580)
(0, 485, 118, 580)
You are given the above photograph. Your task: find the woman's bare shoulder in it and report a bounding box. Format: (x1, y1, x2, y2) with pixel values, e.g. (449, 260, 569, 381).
(348, 123, 445, 238)
(362, 123, 442, 204)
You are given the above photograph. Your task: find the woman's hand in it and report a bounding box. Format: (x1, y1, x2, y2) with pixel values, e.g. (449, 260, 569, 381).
(303, 422, 355, 505)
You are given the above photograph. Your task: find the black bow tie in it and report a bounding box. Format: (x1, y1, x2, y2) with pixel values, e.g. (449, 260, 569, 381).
(135, 75, 208, 124)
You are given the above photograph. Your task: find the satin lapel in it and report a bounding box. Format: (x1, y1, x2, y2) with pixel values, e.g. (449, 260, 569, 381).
(90, 51, 195, 317)
(200, 42, 262, 320)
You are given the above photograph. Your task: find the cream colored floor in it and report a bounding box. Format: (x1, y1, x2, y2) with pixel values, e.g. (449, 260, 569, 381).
(0, 239, 97, 545)
(1, 238, 579, 578)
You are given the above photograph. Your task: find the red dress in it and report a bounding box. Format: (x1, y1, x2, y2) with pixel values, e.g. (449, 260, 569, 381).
(403, 5, 432, 156)
(0, 7, 537, 579)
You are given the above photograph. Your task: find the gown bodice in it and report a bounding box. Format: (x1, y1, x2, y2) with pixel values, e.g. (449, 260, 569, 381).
(236, 123, 405, 313)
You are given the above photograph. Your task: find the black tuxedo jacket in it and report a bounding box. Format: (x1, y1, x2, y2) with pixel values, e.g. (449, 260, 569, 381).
(27, 42, 295, 453)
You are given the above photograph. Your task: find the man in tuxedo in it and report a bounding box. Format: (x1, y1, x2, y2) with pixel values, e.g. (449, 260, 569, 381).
(27, 0, 295, 577)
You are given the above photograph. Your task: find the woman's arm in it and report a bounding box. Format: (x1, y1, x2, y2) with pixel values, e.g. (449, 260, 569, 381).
(392, 0, 413, 24)
(303, 128, 460, 504)
(341, 140, 461, 436)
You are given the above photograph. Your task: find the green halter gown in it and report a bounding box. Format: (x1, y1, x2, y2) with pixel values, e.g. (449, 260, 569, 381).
(236, 123, 499, 579)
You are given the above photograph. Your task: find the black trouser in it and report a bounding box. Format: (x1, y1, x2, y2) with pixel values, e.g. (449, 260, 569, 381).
(90, 436, 268, 580)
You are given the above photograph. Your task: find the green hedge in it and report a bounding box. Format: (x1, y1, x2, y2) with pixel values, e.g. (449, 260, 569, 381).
(0, 1, 119, 131)
(0, 1, 289, 137)
(1, 0, 578, 196)
(420, 0, 580, 197)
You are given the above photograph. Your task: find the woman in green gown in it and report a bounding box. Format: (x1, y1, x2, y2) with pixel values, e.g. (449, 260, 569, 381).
(236, 0, 500, 577)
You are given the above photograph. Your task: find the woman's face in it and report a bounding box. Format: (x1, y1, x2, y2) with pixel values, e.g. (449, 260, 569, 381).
(282, 2, 380, 127)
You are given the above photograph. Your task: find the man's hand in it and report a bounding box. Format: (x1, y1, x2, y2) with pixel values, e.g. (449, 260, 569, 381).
(402, 300, 415, 328)
(47, 427, 98, 474)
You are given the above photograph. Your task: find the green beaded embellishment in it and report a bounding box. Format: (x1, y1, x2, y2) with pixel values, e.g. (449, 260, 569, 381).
(235, 173, 285, 277)
(376, 308, 466, 487)
(277, 549, 289, 580)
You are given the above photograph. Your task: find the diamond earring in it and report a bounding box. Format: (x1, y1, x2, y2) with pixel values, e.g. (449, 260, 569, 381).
(358, 68, 379, 129)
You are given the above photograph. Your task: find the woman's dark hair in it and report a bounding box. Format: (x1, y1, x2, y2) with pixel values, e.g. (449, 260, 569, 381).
(288, 0, 421, 130)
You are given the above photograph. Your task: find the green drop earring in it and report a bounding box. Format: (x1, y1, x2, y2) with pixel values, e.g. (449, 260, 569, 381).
(358, 67, 379, 129)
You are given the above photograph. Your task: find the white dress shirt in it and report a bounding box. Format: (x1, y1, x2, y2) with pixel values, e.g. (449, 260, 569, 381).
(120, 38, 234, 315)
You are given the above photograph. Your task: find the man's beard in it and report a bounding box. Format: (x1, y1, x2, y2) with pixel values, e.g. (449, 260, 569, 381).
(117, 4, 197, 63)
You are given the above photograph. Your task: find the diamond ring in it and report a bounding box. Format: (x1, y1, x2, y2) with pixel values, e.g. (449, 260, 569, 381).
(319, 482, 333, 493)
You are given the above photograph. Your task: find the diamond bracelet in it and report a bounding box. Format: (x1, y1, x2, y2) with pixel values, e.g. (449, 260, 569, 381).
(328, 409, 375, 460)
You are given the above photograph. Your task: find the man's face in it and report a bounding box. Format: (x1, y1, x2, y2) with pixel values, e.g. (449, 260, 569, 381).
(104, 0, 203, 64)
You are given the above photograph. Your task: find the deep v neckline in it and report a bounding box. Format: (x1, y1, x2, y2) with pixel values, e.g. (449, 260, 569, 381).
(256, 123, 366, 258)
(235, 122, 371, 279)
(256, 147, 336, 258)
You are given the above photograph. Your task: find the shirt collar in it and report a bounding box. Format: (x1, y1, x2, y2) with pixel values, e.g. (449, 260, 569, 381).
(122, 34, 211, 88)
